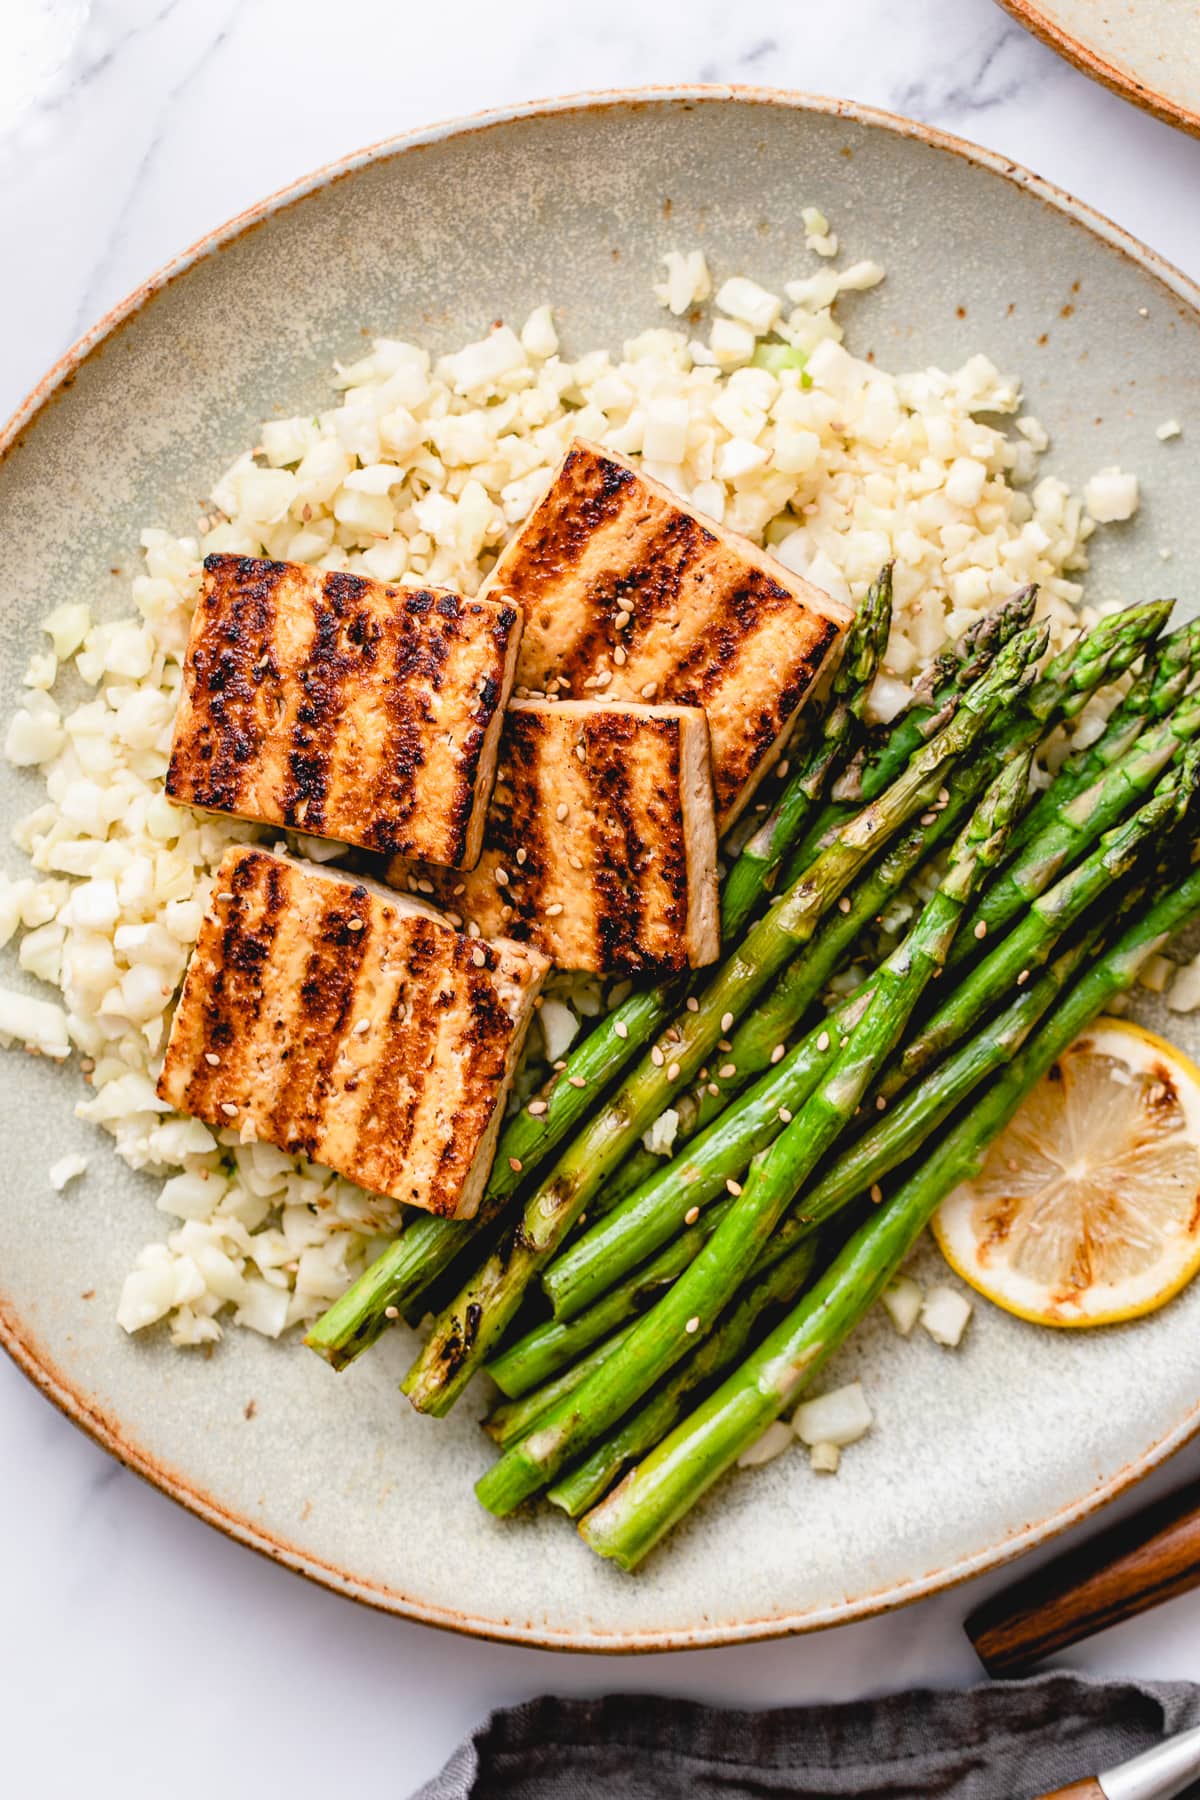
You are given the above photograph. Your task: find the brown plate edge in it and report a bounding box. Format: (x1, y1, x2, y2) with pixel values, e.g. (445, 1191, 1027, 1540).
(995, 0, 1200, 140)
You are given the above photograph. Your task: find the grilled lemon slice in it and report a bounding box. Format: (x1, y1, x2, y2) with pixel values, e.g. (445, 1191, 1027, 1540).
(932, 1018, 1200, 1327)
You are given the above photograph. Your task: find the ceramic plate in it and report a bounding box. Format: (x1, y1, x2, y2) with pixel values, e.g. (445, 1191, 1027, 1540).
(998, 1, 1200, 139)
(3, 89, 1200, 1651)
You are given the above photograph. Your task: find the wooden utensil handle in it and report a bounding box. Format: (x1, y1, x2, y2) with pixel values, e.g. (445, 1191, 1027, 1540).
(967, 1477, 1200, 1677)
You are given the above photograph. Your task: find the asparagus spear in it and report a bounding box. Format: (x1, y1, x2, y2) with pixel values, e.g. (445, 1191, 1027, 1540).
(539, 1001, 860, 1324)
(547, 1232, 820, 1518)
(1003, 615, 1197, 863)
(484, 1322, 638, 1451)
(781, 586, 1037, 875)
(772, 599, 1174, 909)
(403, 631, 1043, 1417)
(488, 1194, 738, 1398)
(883, 746, 1200, 1098)
(720, 568, 893, 940)
(580, 857, 1200, 1570)
(545, 929, 1102, 1492)
(960, 688, 1200, 948)
(475, 755, 1030, 1514)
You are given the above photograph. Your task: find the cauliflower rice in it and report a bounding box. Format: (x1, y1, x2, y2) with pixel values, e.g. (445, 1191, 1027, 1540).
(0, 224, 1143, 1348)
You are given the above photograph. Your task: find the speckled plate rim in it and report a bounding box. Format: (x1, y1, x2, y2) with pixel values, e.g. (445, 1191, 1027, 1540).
(995, 0, 1200, 140)
(5, 85, 1200, 1653)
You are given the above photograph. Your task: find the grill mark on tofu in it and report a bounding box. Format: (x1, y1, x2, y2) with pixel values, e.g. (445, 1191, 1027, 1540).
(355, 917, 447, 1202)
(157, 848, 547, 1218)
(264, 883, 372, 1153)
(487, 440, 850, 827)
(585, 712, 647, 969)
(180, 849, 286, 1116)
(168, 559, 521, 868)
(388, 700, 720, 975)
(280, 571, 379, 834)
(168, 557, 286, 813)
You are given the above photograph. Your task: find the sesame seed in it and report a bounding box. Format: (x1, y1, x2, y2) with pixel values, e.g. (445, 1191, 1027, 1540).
(875, 1095, 887, 1111)
(651, 1046, 665, 1067)
(417, 880, 434, 895)
(614, 647, 627, 666)
(717, 1038, 732, 1053)
(582, 674, 599, 690)
(614, 1021, 629, 1039)
(920, 812, 936, 826)
(725, 1179, 742, 1196)
(204, 1052, 220, 1067)
(685, 1316, 701, 1334)
(472, 947, 487, 967)
(840, 1036, 849, 1049)
(817, 1031, 830, 1052)
(596, 669, 613, 688)
(515, 847, 527, 865)
(1017, 968, 1030, 985)
(640, 683, 657, 699)
(217, 892, 234, 902)
(294, 798, 309, 823)
(446, 911, 463, 928)
(837, 896, 852, 914)
(568, 855, 585, 871)
(719, 1062, 736, 1079)
(770, 1044, 786, 1064)
(348, 917, 365, 931)
(528, 1099, 548, 1116)
(556, 803, 570, 822)
(707, 1080, 721, 1097)
(453, 883, 466, 897)
(495, 868, 509, 887)
(869, 1183, 883, 1204)
(686, 997, 699, 1013)
(384, 1305, 400, 1319)
(721, 1012, 734, 1032)
(667, 1061, 680, 1081)
(684, 1206, 701, 1225)
(509, 1157, 523, 1173)
(569, 1075, 587, 1088)
(614, 610, 632, 630)
(407, 877, 420, 893)
(974, 921, 988, 940)
(353, 1019, 371, 1035)
(554, 1060, 567, 1071)
(467, 920, 481, 938)
(938, 788, 950, 805)
(546, 902, 564, 916)
(777, 760, 790, 779)
(699, 1067, 708, 1080)
(778, 1107, 793, 1123)
(575, 744, 586, 762)
(220, 1102, 238, 1118)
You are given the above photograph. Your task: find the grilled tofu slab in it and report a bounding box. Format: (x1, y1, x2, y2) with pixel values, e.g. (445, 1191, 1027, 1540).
(390, 699, 720, 975)
(167, 555, 522, 869)
(157, 847, 548, 1219)
(486, 439, 851, 830)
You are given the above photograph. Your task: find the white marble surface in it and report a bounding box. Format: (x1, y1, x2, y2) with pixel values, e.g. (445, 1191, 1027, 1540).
(3, 1, 1200, 1793)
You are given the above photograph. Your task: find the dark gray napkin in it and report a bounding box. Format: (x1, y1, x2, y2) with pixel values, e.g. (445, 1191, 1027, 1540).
(413, 1673, 1200, 1799)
